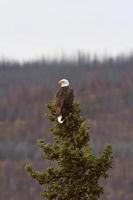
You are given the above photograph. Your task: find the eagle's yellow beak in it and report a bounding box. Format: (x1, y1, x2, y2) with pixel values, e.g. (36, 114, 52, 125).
(58, 80, 62, 84)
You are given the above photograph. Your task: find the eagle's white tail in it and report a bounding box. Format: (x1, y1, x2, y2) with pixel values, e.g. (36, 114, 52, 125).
(58, 115, 64, 123)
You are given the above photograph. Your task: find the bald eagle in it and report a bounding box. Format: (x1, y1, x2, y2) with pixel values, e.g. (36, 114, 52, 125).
(56, 79, 74, 123)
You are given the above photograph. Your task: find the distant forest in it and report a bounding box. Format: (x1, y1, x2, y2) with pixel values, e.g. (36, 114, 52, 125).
(0, 54, 133, 200)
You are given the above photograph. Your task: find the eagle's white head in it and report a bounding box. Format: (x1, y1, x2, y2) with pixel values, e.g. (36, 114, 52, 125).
(58, 79, 69, 87)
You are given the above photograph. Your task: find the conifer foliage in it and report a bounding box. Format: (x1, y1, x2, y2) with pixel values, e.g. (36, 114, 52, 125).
(25, 91, 113, 200)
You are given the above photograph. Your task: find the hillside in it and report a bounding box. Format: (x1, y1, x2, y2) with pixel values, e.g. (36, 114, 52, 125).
(0, 55, 133, 199)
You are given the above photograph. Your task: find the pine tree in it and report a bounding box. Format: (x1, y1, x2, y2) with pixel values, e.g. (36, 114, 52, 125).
(25, 92, 113, 200)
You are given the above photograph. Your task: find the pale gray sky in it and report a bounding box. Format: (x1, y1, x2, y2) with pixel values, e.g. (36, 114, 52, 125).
(0, 0, 133, 61)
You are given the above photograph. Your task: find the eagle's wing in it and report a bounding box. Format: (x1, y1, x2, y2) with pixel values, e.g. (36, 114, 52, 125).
(56, 87, 74, 122)
(56, 87, 66, 115)
(61, 87, 74, 120)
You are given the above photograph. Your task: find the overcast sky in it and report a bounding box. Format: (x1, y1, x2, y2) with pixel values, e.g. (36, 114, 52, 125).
(0, 0, 133, 61)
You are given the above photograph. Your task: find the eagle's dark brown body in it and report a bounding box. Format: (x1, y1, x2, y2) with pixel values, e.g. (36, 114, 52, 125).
(56, 86, 74, 122)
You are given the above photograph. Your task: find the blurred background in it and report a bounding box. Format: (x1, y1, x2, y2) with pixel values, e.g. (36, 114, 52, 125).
(0, 0, 133, 199)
